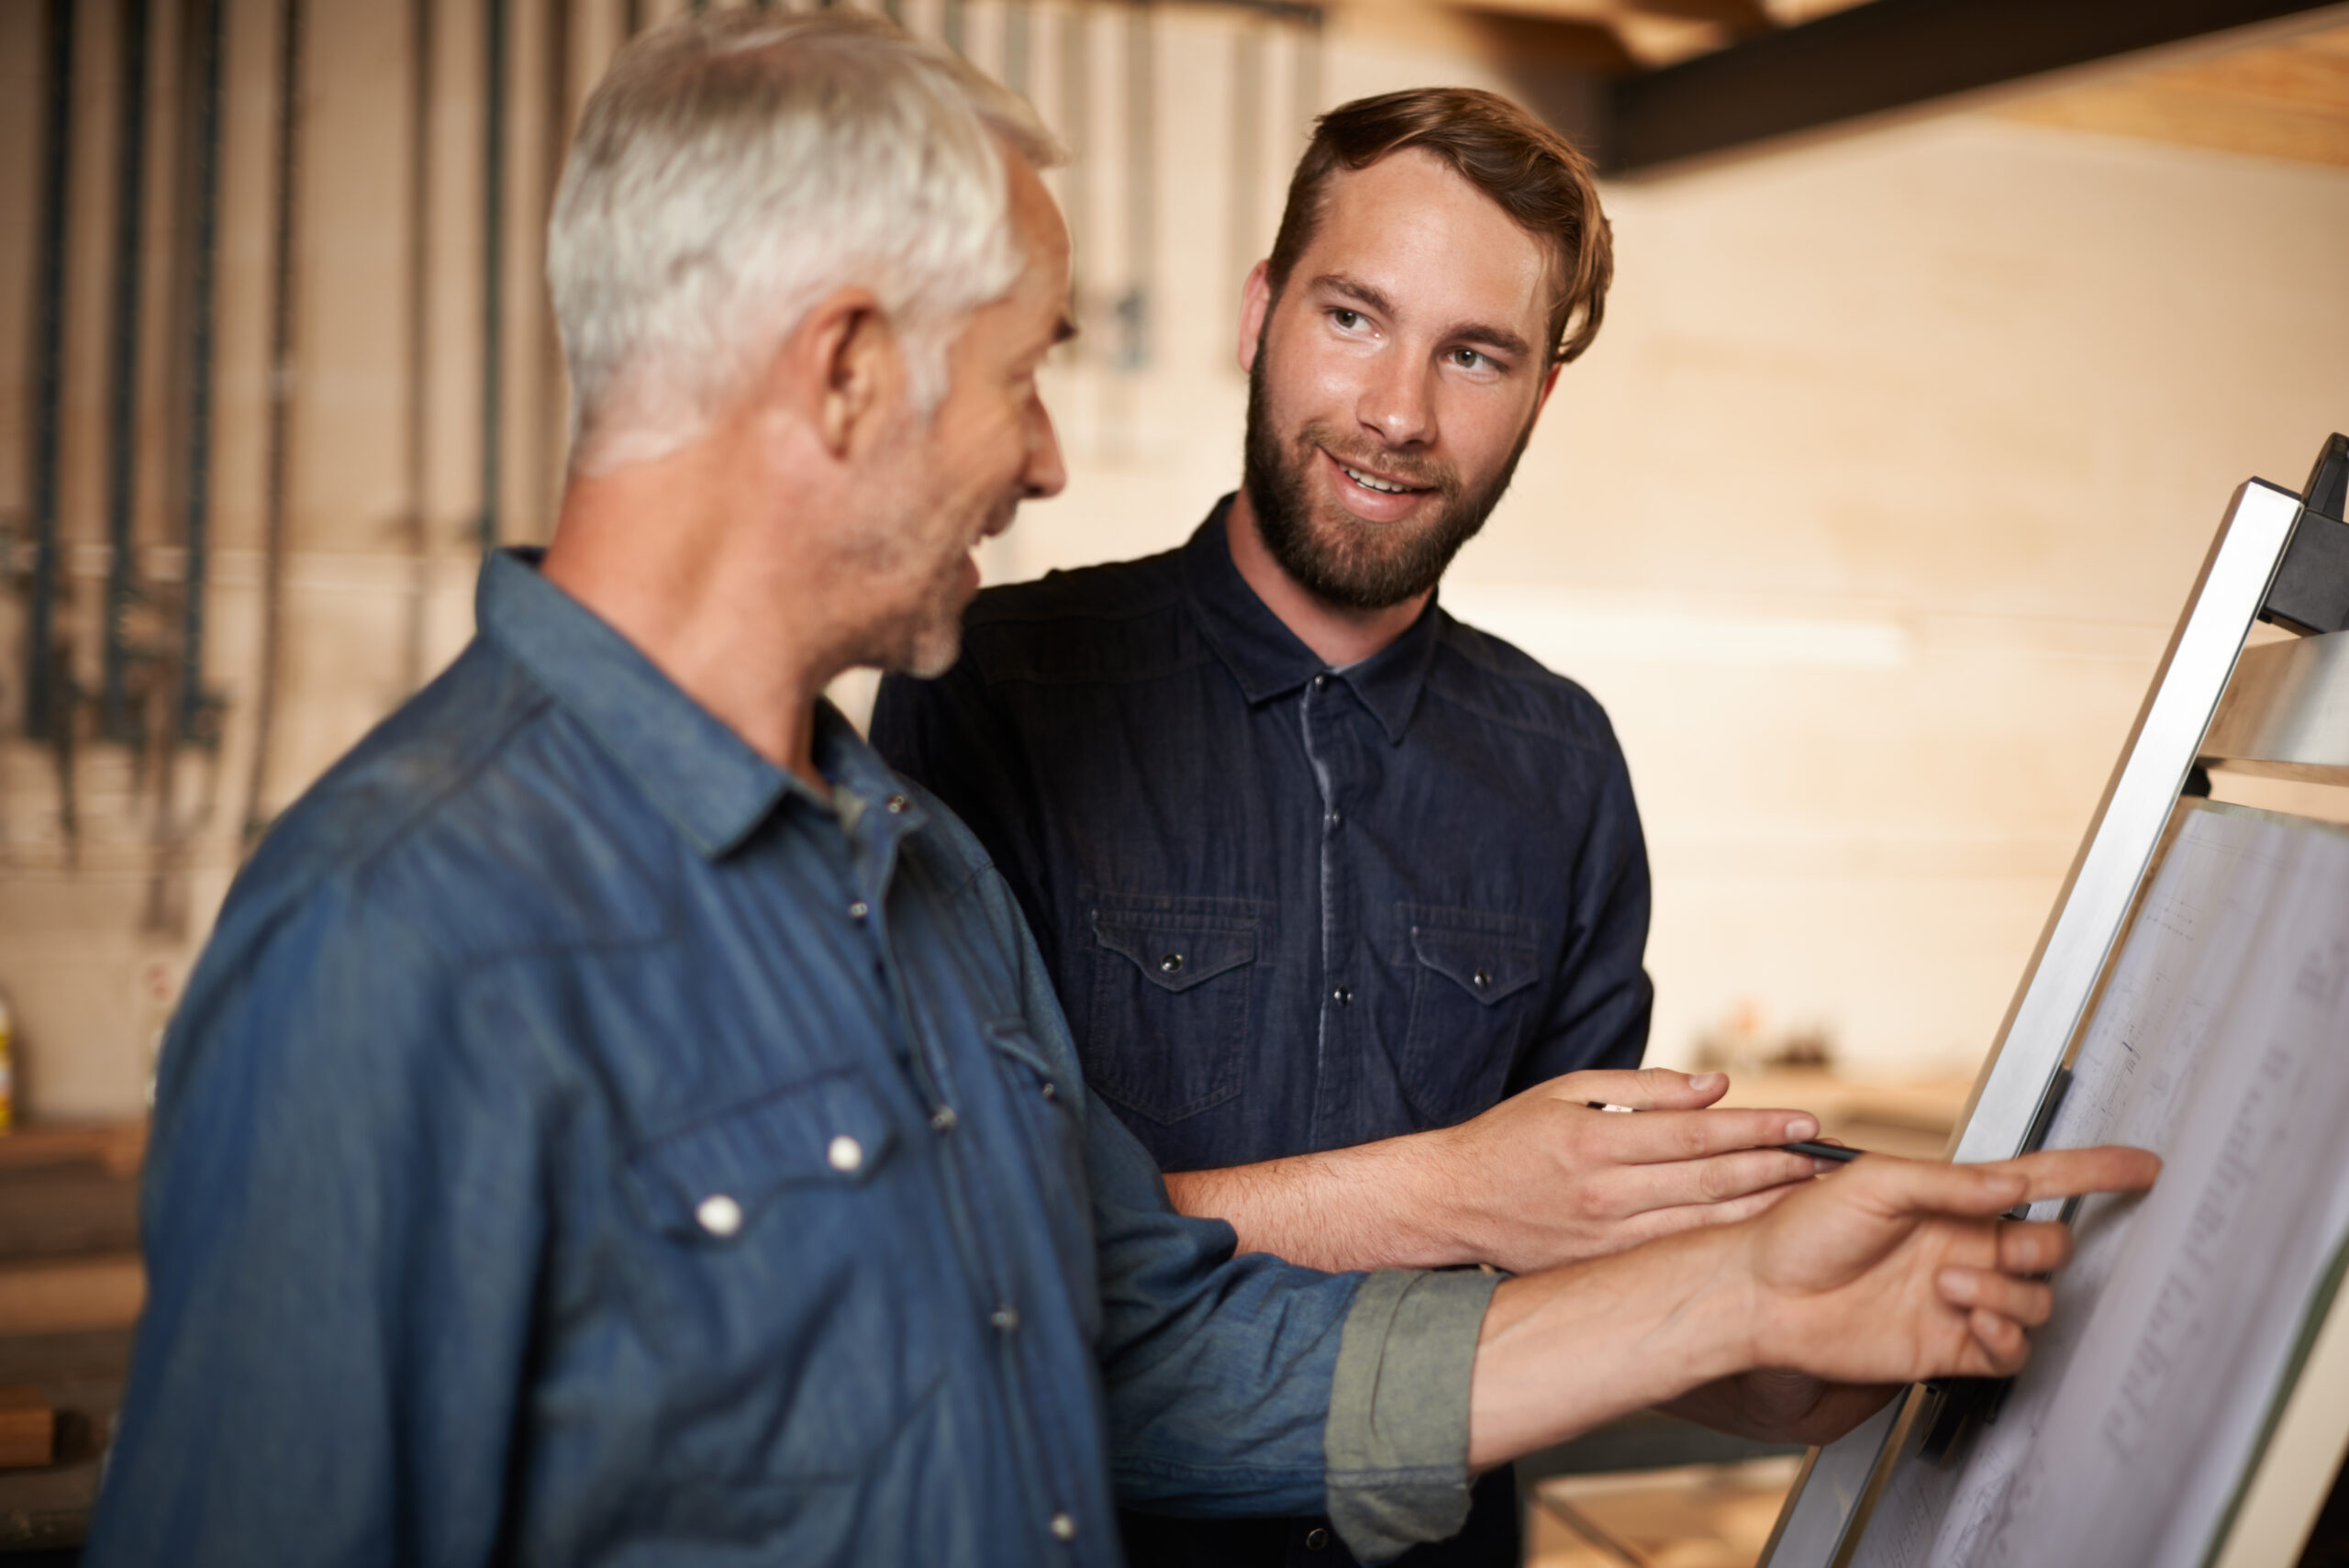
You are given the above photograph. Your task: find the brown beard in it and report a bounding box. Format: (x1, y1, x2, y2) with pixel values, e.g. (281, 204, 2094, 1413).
(1241, 339, 1538, 612)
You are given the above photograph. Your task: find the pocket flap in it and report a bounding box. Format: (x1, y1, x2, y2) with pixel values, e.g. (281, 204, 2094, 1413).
(1091, 914, 1257, 995)
(629, 1071, 898, 1240)
(1408, 927, 1539, 1006)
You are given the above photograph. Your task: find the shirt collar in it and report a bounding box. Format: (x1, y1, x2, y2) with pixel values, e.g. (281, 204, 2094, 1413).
(477, 549, 907, 859)
(1181, 495, 1442, 745)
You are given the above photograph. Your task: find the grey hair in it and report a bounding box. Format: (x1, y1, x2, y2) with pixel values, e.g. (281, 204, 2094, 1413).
(549, 10, 1063, 474)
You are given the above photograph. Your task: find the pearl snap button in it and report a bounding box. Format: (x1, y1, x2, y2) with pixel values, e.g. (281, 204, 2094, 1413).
(885, 793, 910, 814)
(1158, 951, 1184, 975)
(827, 1134, 864, 1173)
(1050, 1512, 1076, 1541)
(696, 1194, 743, 1237)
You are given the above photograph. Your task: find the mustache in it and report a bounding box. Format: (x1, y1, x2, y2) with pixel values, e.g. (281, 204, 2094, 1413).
(1299, 425, 1459, 499)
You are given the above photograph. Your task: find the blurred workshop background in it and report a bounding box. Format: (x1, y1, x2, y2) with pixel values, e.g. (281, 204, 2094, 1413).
(0, 0, 2347, 1560)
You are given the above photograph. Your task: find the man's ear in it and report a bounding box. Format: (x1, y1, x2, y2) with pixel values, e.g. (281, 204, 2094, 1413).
(1236, 260, 1273, 377)
(791, 287, 900, 461)
(1530, 361, 1564, 427)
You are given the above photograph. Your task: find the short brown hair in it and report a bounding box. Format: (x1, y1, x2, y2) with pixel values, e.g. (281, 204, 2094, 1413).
(1264, 87, 1612, 366)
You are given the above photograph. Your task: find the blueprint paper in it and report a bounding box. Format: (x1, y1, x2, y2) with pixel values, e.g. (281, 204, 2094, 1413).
(1852, 803, 2349, 1568)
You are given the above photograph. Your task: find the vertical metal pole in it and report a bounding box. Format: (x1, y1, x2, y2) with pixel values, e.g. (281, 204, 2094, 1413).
(1227, 22, 1261, 319)
(26, 0, 75, 743)
(401, 0, 434, 693)
(540, 0, 572, 534)
(1003, 0, 1030, 95)
(1059, 0, 1087, 346)
(480, 0, 508, 555)
(1293, 5, 1322, 145)
(179, 0, 225, 739)
(1117, 0, 1152, 372)
(241, 0, 303, 850)
(103, 0, 155, 744)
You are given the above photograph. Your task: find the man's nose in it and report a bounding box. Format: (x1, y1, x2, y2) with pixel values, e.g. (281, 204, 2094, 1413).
(1024, 395, 1068, 500)
(1356, 351, 1437, 450)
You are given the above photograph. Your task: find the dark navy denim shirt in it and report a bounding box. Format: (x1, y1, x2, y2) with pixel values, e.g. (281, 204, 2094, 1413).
(86, 550, 1497, 1568)
(874, 501, 1653, 1172)
(874, 502, 1654, 1568)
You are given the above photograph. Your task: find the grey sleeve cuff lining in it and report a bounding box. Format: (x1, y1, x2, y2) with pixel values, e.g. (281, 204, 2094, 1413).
(1323, 1267, 1501, 1565)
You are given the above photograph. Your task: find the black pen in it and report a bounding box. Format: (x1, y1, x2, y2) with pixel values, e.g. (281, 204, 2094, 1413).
(1784, 1139, 1867, 1163)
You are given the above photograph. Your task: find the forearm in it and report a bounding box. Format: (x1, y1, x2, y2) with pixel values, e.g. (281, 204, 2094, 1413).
(1467, 1224, 1757, 1469)
(1162, 1131, 1486, 1273)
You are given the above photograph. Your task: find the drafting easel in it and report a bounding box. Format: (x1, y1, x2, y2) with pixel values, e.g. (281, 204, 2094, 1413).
(1760, 432, 2349, 1567)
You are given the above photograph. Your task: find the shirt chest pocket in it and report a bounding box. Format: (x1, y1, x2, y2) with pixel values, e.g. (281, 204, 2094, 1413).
(622, 1071, 944, 1485)
(1394, 908, 1542, 1129)
(1082, 899, 1268, 1126)
(629, 1070, 899, 1240)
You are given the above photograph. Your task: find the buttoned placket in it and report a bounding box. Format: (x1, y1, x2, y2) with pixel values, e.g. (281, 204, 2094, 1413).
(839, 784, 1083, 1560)
(1298, 673, 1362, 1149)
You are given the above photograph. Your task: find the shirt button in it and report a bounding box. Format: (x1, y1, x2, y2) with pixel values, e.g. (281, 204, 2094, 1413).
(990, 1304, 1020, 1332)
(1472, 968, 1491, 992)
(848, 899, 870, 922)
(1158, 951, 1185, 975)
(1312, 673, 1329, 690)
(827, 1135, 865, 1173)
(1331, 987, 1353, 1007)
(696, 1194, 743, 1237)
(1325, 809, 1341, 829)
(1305, 1525, 1330, 1551)
(885, 793, 910, 815)
(930, 1106, 958, 1132)
(1049, 1511, 1076, 1542)
(1040, 1081, 1058, 1103)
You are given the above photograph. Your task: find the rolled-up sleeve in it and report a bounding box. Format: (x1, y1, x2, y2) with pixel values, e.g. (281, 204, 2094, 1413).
(1324, 1268, 1499, 1562)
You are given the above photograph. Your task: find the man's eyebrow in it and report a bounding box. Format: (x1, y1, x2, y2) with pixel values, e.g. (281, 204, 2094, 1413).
(1312, 272, 1396, 319)
(1311, 272, 1535, 363)
(1453, 320, 1535, 361)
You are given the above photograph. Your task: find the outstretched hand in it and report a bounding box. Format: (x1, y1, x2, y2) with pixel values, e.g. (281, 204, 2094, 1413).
(1467, 1142, 2159, 1469)
(1441, 1067, 1827, 1273)
(1741, 1146, 2162, 1386)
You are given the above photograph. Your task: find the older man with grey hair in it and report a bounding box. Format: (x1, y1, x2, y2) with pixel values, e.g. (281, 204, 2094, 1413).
(86, 13, 2154, 1567)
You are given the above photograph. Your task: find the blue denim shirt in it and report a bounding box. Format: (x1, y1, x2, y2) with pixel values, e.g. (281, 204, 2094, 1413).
(873, 503, 1653, 1568)
(85, 550, 1495, 1568)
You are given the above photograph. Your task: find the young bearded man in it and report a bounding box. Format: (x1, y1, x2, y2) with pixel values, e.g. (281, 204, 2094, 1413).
(874, 89, 1836, 1565)
(89, 26, 2154, 1567)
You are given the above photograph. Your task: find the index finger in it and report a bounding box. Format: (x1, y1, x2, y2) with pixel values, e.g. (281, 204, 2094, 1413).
(1598, 1106, 1825, 1164)
(1986, 1146, 2162, 1205)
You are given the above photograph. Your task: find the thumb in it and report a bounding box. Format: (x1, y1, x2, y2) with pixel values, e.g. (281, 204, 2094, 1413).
(1553, 1067, 1729, 1112)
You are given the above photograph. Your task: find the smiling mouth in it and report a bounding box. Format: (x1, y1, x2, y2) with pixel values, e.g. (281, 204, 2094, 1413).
(1328, 451, 1431, 497)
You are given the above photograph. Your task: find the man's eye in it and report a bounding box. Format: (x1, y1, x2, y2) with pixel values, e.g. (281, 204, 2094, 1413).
(1451, 348, 1488, 370)
(1330, 308, 1361, 330)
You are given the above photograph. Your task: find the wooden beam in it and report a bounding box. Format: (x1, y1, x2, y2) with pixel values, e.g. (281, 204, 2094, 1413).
(1608, 0, 2349, 173)
(1622, 0, 1776, 39)
(1454, 6, 1641, 72)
